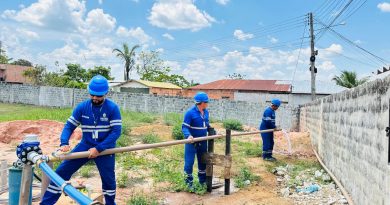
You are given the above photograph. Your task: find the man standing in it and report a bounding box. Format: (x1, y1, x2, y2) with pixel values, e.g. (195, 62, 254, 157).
(40, 75, 122, 205)
(259, 99, 281, 162)
(182, 92, 214, 188)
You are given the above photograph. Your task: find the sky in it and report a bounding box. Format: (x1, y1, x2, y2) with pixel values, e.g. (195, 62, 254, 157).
(0, 0, 389, 87)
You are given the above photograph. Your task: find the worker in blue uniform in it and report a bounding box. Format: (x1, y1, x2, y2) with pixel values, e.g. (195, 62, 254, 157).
(40, 75, 122, 205)
(182, 92, 215, 188)
(259, 99, 281, 162)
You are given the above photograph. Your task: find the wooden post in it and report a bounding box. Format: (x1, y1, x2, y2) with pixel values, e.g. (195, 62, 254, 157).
(206, 139, 214, 192)
(0, 160, 7, 193)
(225, 129, 231, 195)
(19, 164, 33, 205)
(41, 161, 53, 198)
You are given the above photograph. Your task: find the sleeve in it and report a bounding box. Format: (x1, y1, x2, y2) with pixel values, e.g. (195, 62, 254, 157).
(60, 104, 82, 146)
(263, 109, 276, 129)
(95, 106, 122, 152)
(182, 111, 192, 139)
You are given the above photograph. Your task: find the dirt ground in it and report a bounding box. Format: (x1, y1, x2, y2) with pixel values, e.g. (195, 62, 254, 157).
(0, 120, 314, 205)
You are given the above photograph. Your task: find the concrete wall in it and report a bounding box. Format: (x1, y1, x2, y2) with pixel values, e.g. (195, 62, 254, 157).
(234, 91, 329, 107)
(0, 83, 295, 129)
(299, 77, 390, 205)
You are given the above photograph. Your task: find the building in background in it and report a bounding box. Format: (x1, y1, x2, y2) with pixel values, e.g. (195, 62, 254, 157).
(110, 79, 182, 96)
(0, 64, 32, 84)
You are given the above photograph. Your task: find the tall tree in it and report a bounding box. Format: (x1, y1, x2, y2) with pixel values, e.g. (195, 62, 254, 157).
(22, 65, 47, 85)
(87, 66, 114, 80)
(136, 50, 163, 75)
(0, 49, 12, 64)
(64, 63, 88, 82)
(332, 70, 369, 88)
(141, 67, 191, 88)
(226, 72, 246, 79)
(12, 59, 33, 67)
(113, 43, 139, 81)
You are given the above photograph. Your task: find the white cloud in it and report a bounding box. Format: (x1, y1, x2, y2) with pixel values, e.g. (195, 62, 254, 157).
(324, 43, 343, 54)
(354, 40, 363, 44)
(16, 28, 39, 41)
(156, 48, 164, 53)
(233, 29, 254, 41)
(319, 61, 336, 71)
(2, 0, 85, 32)
(212, 46, 220, 52)
(162, 33, 174, 40)
(268, 36, 279, 43)
(116, 26, 152, 44)
(216, 0, 229, 5)
(84, 9, 116, 33)
(165, 60, 181, 71)
(98, 0, 103, 5)
(148, 0, 216, 31)
(378, 2, 390, 12)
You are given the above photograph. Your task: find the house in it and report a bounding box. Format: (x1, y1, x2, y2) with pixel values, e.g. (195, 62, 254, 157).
(110, 79, 182, 96)
(184, 79, 291, 100)
(0, 64, 32, 84)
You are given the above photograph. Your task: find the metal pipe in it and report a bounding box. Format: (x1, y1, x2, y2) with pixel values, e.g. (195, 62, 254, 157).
(41, 161, 52, 199)
(19, 164, 33, 205)
(52, 129, 276, 161)
(39, 162, 93, 205)
(27, 152, 93, 205)
(206, 139, 214, 193)
(312, 148, 355, 205)
(224, 129, 231, 195)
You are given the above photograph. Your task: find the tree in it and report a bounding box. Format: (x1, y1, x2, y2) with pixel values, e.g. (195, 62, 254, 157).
(0, 49, 12, 64)
(87, 66, 114, 80)
(113, 43, 139, 81)
(141, 67, 191, 88)
(12, 59, 33, 67)
(22, 65, 47, 85)
(63, 63, 88, 82)
(226, 72, 246, 79)
(136, 50, 163, 75)
(332, 70, 369, 88)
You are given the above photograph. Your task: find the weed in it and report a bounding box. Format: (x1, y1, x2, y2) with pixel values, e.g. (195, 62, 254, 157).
(126, 192, 159, 205)
(117, 172, 129, 188)
(79, 165, 94, 178)
(172, 123, 184, 140)
(223, 119, 243, 131)
(141, 133, 161, 144)
(118, 153, 148, 169)
(163, 113, 183, 126)
(234, 167, 261, 188)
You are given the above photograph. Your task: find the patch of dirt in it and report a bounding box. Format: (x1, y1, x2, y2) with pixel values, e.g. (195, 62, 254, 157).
(131, 124, 173, 141)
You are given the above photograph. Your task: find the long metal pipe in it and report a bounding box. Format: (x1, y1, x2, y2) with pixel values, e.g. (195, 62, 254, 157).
(27, 152, 94, 205)
(51, 129, 276, 161)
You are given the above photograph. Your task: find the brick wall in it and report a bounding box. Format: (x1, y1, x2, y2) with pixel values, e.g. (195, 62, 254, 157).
(184, 89, 235, 100)
(299, 77, 390, 205)
(150, 87, 182, 96)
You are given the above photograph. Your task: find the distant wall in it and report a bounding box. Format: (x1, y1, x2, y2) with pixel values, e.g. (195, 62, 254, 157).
(0, 83, 295, 129)
(299, 77, 390, 205)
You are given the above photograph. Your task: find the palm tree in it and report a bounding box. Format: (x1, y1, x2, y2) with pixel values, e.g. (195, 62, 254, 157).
(332, 70, 369, 88)
(113, 43, 139, 81)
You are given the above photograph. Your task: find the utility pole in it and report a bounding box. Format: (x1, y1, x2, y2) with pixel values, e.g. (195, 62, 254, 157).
(309, 13, 317, 101)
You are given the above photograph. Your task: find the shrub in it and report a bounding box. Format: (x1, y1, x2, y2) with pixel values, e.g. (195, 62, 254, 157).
(163, 113, 183, 126)
(234, 167, 261, 188)
(172, 123, 184, 140)
(141, 133, 161, 144)
(79, 165, 94, 178)
(223, 119, 243, 131)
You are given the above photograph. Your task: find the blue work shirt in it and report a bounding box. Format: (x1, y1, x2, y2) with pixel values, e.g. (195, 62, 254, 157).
(259, 106, 276, 130)
(182, 105, 210, 138)
(60, 98, 122, 152)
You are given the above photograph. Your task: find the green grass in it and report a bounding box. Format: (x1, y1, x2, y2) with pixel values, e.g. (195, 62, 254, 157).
(163, 113, 182, 126)
(0, 103, 71, 122)
(126, 192, 159, 205)
(117, 172, 129, 188)
(234, 167, 261, 188)
(141, 133, 161, 144)
(234, 140, 262, 157)
(79, 165, 94, 178)
(118, 152, 149, 169)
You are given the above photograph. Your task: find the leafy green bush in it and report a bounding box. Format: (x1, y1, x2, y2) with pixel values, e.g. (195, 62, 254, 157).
(223, 119, 243, 131)
(141, 133, 161, 144)
(172, 123, 184, 140)
(234, 167, 261, 188)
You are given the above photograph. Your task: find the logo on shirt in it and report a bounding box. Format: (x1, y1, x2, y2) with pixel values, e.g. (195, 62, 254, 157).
(100, 113, 108, 121)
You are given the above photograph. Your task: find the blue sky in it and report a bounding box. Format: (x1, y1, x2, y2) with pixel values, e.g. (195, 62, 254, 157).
(0, 0, 389, 87)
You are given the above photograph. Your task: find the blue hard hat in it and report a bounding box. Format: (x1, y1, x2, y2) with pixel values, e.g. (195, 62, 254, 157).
(88, 75, 109, 96)
(271, 99, 281, 107)
(194, 92, 209, 103)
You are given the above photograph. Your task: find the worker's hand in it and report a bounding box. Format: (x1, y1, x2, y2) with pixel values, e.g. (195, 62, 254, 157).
(187, 136, 194, 143)
(59, 145, 70, 152)
(88, 148, 100, 159)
